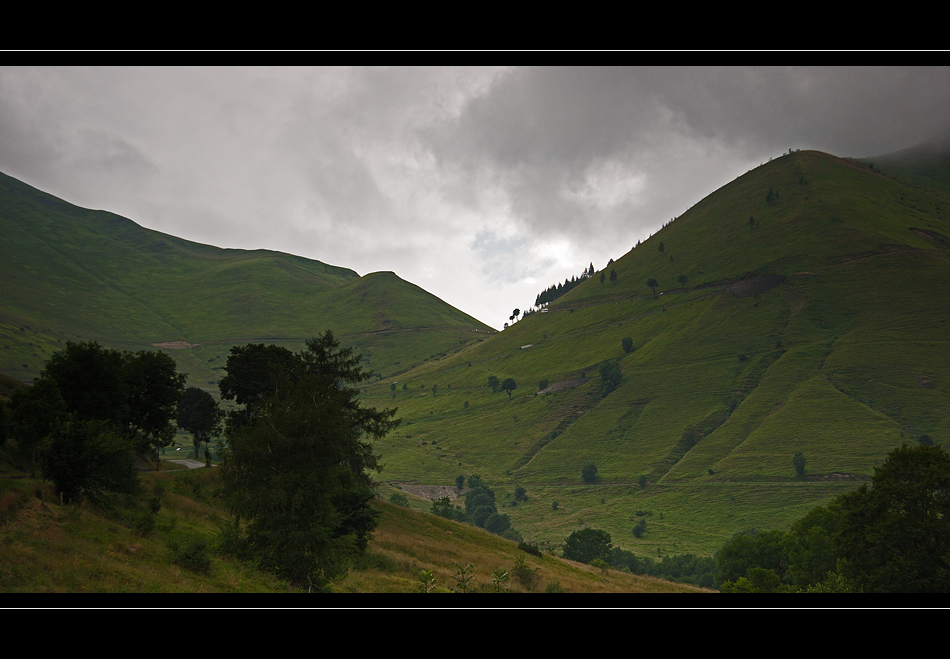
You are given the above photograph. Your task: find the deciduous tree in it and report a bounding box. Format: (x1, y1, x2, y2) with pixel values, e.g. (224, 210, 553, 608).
(177, 387, 223, 460)
(563, 527, 612, 564)
(835, 443, 950, 593)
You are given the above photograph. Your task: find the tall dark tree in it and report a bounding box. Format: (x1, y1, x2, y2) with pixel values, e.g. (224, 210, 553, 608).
(8, 378, 68, 476)
(431, 496, 454, 519)
(835, 443, 950, 593)
(646, 278, 659, 296)
(219, 330, 399, 590)
(123, 349, 187, 460)
(41, 419, 140, 504)
(177, 387, 223, 460)
(38, 341, 184, 464)
(487, 375, 499, 393)
(501, 378, 517, 398)
(716, 529, 790, 590)
(41, 341, 128, 427)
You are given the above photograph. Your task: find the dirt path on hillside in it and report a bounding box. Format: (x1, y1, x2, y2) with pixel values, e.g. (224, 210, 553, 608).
(167, 459, 212, 469)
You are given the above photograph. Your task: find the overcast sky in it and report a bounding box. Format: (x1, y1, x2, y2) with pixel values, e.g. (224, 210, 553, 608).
(2, 65, 948, 330)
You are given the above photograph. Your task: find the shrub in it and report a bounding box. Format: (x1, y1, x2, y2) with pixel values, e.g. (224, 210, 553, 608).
(133, 510, 157, 537)
(418, 569, 437, 593)
(512, 554, 540, 591)
(598, 362, 622, 397)
(489, 568, 510, 593)
(501, 528, 523, 543)
(633, 517, 647, 538)
(451, 562, 477, 593)
(581, 461, 598, 483)
(168, 533, 212, 575)
(390, 492, 410, 507)
(793, 451, 806, 477)
(545, 579, 566, 593)
(484, 512, 512, 535)
(518, 541, 542, 557)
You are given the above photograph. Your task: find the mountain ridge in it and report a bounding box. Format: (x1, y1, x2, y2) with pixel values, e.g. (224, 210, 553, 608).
(0, 170, 494, 386)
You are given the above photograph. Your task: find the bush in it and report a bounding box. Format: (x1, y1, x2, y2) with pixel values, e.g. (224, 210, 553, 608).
(168, 533, 212, 575)
(793, 451, 806, 477)
(633, 517, 647, 538)
(581, 461, 598, 484)
(518, 541, 542, 557)
(545, 579, 567, 593)
(622, 337, 634, 353)
(484, 512, 512, 535)
(41, 419, 140, 504)
(598, 362, 622, 397)
(501, 528, 523, 543)
(512, 554, 540, 591)
(389, 492, 409, 507)
(133, 510, 157, 537)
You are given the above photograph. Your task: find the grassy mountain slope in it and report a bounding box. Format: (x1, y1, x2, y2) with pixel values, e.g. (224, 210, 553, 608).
(359, 149, 950, 558)
(0, 171, 494, 386)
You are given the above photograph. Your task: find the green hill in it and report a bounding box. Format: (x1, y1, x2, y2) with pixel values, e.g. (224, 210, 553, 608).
(357, 148, 950, 558)
(0, 170, 494, 387)
(4, 145, 949, 565)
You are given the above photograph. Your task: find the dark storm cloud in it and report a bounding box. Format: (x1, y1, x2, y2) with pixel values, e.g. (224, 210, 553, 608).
(422, 65, 950, 274)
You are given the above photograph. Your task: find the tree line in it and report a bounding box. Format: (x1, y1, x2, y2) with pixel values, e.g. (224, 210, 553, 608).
(715, 442, 950, 593)
(533, 263, 596, 308)
(4, 341, 186, 502)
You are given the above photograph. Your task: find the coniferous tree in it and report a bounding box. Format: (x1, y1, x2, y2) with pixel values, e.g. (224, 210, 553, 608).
(219, 331, 399, 589)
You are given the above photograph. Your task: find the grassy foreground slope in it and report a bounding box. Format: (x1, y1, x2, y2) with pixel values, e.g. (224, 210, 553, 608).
(0, 171, 494, 387)
(0, 466, 705, 593)
(361, 149, 950, 558)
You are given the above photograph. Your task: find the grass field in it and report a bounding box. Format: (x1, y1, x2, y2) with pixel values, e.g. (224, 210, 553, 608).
(0, 465, 708, 594)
